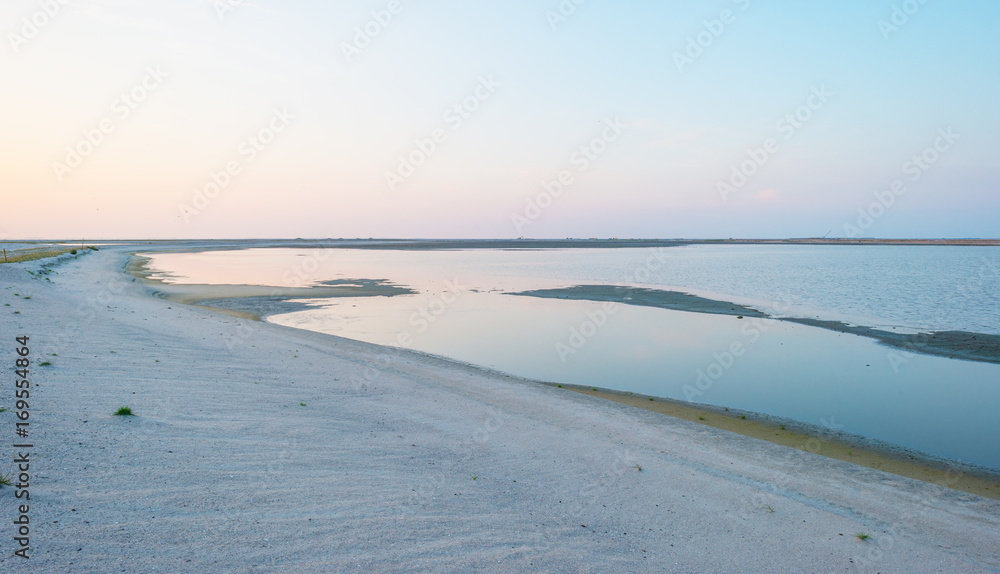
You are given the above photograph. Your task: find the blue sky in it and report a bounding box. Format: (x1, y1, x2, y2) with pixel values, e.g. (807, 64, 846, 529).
(1, 0, 997, 238)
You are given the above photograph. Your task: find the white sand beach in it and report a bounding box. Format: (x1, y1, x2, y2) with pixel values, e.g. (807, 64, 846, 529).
(1, 246, 999, 573)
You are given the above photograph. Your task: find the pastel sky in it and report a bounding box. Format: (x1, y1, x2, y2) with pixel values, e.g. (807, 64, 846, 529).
(1, 0, 997, 239)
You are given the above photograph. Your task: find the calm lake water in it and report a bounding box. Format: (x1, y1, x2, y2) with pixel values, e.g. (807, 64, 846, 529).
(143, 246, 1000, 470)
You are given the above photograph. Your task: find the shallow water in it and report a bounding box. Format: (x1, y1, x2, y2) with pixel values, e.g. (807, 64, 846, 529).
(146, 245, 1000, 334)
(142, 246, 1000, 469)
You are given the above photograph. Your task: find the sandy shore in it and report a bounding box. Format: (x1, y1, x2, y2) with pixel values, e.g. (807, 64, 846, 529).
(1, 246, 999, 572)
(567, 386, 1000, 500)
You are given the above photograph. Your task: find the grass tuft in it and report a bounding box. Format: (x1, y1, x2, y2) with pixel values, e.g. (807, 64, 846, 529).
(633, 463, 643, 472)
(0, 472, 12, 488)
(855, 532, 870, 541)
(113, 406, 135, 417)
(39, 361, 52, 366)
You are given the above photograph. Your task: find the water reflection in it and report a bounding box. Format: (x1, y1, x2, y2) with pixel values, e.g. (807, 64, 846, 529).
(270, 292, 1000, 470)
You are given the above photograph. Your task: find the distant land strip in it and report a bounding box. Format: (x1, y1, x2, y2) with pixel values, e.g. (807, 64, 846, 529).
(510, 285, 1000, 365)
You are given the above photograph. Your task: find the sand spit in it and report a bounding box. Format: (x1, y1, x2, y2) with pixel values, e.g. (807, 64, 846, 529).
(784, 318, 1000, 366)
(1, 245, 998, 572)
(510, 285, 768, 319)
(125, 254, 417, 320)
(512, 285, 1000, 365)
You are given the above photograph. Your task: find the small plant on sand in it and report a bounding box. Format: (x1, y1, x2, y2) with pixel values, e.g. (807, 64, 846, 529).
(471, 475, 479, 480)
(780, 424, 785, 430)
(557, 384, 562, 388)
(740, 415, 746, 419)
(0, 472, 12, 488)
(70, 249, 77, 255)
(855, 532, 870, 541)
(113, 406, 134, 417)
(39, 361, 52, 366)
(648, 397, 654, 401)
(698, 416, 705, 420)
(300, 403, 307, 406)
(633, 464, 643, 472)
(765, 505, 775, 513)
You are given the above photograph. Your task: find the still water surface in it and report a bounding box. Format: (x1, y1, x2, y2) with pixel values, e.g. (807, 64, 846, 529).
(143, 246, 1000, 469)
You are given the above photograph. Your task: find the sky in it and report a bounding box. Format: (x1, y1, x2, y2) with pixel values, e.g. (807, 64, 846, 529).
(0, 0, 997, 239)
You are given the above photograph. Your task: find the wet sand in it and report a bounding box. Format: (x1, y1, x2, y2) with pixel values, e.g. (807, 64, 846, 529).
(126, 254, 416, 320)
(564, 385, 1000, 500)
(512, 285, 1000, 365)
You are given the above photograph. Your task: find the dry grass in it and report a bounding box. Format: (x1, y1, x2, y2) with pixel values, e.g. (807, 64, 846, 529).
(1, 247, 77, 264)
